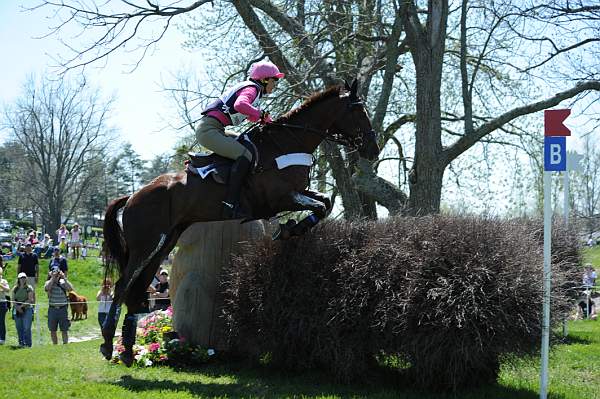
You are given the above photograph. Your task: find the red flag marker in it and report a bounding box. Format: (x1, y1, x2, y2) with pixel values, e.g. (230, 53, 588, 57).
(544, 109, 571, 136)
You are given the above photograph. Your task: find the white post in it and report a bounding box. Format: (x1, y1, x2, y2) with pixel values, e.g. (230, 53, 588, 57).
(563, 171, 569, 226)
(540, 171, 552, 399)
(563, 171, 569, 336)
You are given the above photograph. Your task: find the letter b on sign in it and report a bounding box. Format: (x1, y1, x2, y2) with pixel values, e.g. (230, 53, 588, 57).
(544, 137, 566, 171)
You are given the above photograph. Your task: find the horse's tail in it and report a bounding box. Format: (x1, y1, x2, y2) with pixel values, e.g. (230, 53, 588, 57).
(103, 196, 130, 287)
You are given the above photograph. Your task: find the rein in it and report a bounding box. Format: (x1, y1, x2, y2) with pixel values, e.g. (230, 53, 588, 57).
(267, 122, 359, 148)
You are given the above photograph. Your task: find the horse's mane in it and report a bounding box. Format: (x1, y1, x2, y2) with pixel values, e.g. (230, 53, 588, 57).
(276, 86, 343, 123)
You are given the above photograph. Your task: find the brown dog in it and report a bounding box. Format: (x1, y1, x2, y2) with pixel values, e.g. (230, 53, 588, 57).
(68, 291, 88, 321)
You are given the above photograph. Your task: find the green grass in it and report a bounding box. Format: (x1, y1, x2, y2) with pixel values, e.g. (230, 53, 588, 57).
(583, 245, 600, 267)
(0, 246, 599, 398)
(0, 320, 599, 398)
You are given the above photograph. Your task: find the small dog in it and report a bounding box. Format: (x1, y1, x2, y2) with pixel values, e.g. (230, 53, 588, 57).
(68, 291, 88, 321)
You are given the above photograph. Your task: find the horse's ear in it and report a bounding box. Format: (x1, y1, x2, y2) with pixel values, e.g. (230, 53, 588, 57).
(350, 78, 359, 100)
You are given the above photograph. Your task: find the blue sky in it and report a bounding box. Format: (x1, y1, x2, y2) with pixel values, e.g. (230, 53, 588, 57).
(0, 1, 201, 160)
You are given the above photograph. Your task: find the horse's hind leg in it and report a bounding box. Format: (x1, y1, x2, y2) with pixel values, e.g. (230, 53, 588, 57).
(119, 232, 181, 367)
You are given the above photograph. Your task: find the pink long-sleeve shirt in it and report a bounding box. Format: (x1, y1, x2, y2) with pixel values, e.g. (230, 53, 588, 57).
(206, 86, 261, 126)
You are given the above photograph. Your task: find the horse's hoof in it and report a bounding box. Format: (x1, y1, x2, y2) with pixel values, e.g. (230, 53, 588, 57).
(99, 343, 113, 360)
(120, 350, 134, 367)
(272, 225, 291, 241)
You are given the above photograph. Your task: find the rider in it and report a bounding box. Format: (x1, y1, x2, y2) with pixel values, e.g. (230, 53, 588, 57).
(196, 60, 284, 219)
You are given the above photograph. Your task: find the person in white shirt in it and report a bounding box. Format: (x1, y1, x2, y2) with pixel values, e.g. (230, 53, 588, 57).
(70, 223, 82, 260)
(96, 278, 114, 329)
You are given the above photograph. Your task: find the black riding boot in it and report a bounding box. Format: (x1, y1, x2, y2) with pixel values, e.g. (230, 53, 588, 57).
(222, 156, 252, 219)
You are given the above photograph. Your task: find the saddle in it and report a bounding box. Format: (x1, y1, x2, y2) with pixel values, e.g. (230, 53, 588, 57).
(185, 134, 258, 185)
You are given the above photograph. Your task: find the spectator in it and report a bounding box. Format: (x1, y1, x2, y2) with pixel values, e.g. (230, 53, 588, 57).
(58, 236, 68, 255)
(37, 234, 53, 258)
(0, 265, 9, 345)
(583, 264, 597, 289)
(70, 223, 82, 260)
(56, 224, 69, 241)
(587, 236, 594, 247)
(576, 291, 597, 320)
(150, 269, 170, 311)
(147, 268, 162, 310)
(17, 243, 39, 288)
(96, 278, 113, 329)
(26, 231, 38, 246)
(44, 268, 73, 345)
(12, 272, 35, 347)
(48, 247, 68, 277)
(81, 246, 87, 260)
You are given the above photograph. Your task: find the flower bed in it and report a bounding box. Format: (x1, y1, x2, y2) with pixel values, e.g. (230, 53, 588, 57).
(111, 306, 215, 367)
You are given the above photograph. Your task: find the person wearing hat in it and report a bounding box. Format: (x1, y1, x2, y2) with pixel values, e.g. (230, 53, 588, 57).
(12, 272, 35, 347)
(48, 247, 68, 277)
(17, 242, 39, 288)
(70, 223, 82, 260)
(26, 231, 38, 246)
(44, 267, 73, 344)
(196, 60, 284, 219)
(150, 269, 170, 311)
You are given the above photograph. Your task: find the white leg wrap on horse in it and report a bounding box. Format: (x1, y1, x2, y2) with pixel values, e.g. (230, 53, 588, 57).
(292, 192, 325, 209)
(124, 233, 167, 294)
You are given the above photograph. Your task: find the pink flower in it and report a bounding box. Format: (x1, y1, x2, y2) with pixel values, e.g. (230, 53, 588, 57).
(149, 342, 161, 352)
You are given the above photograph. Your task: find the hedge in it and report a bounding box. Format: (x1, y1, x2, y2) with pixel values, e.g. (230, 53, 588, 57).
(221, 216, 581, 390)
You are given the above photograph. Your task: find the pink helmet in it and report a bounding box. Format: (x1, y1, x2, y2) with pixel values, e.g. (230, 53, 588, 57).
(249, 61, 285, 80)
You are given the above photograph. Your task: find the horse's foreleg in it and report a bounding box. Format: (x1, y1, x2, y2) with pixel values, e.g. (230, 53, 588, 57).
(120, 313, 138, 367)
(273, 191, 327, 240)
(302, 189, 332, 215)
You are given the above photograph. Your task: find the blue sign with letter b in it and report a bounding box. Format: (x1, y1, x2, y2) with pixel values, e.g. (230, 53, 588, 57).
(544, 137, 566, 171)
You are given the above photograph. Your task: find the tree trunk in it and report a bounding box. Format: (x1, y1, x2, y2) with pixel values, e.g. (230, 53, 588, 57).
(404, 0, 448, 215)
(323, 142, 363, 218)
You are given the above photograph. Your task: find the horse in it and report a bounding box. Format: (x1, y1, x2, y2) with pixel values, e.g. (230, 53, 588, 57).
(100, 79, 380, 365)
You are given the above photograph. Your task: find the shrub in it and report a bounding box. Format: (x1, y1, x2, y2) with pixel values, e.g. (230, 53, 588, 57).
(222, 215, 581, 390)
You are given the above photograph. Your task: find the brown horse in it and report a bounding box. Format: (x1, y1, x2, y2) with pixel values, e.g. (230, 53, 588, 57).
(100, 79, 379, 365)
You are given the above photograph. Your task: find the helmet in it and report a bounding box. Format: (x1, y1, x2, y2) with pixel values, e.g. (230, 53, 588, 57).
(249, 61, 285, 80)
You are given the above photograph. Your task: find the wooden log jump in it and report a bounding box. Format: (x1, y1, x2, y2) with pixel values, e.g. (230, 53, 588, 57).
(170, 220, 266, 349)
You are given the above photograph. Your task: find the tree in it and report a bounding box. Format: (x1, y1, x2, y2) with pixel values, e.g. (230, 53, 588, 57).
(572, 135, 600, 234)
(2, 76, 113, 234)
(108, 143, 145, 196)
(37, 0, 600, 216)
(141, 153, 173, 184)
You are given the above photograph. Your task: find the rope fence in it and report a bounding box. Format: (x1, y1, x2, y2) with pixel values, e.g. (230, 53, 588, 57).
(0, 295, 165, 346)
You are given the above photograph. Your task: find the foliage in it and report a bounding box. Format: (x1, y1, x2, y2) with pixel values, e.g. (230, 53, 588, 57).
(111, 307, 214, 368)
(7, 219, 36, 231)
(223, 215, 582, 390)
